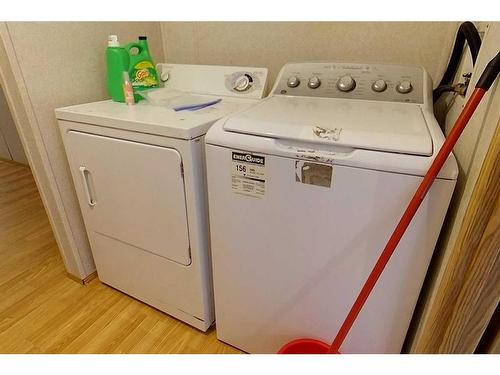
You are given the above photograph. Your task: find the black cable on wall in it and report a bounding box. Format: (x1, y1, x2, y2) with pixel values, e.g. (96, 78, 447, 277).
(433, 22, 482, 103)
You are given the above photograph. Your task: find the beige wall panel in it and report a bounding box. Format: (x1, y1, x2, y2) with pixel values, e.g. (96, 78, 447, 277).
(3, 22, 164, 278)
(161, 22, 458, 86)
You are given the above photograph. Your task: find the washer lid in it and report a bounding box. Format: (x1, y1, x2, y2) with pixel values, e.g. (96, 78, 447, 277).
(223, 96, 433, 156)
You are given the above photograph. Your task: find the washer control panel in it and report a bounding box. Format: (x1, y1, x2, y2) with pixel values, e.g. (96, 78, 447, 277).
(274, 62, 424, 103)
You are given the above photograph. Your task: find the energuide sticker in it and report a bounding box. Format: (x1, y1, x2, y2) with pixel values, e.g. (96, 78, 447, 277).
(231, 151, 265, 198)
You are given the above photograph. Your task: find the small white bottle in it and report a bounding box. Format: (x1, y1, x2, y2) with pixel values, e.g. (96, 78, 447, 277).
(108, 34, 120, 47)
(122, 71, 135, 106)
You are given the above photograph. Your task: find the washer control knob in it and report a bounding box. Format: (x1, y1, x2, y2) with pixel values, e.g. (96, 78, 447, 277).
(233, 74, 252, 92)
(307, 76, 321, 89)
(337, 75, 356, 92)
(371, 79, 387, 92)
(287, 76, 301, 88)
(396, 80, 413, 94)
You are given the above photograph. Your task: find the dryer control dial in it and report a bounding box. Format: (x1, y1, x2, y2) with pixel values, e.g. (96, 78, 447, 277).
(287, 76, 301, 88)
(337, 75, 356, 92)
(233, 74, 252, 92)
(307, 76, 321, 89)
(396, 80, 413, 94)
(160, 71, 170, 82)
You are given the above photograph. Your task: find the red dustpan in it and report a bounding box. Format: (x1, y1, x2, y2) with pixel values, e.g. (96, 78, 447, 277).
(278, 52, 500, 354)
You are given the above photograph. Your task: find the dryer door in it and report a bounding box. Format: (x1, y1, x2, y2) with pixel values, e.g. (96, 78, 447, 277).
(66, 130, 191, 266)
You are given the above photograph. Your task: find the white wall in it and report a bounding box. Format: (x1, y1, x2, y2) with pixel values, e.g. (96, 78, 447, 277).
(0, 22, 165, 279)
(161, 22, 459, 86)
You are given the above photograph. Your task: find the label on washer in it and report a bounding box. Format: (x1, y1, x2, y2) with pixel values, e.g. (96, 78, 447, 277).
(231, 152, 265, 198)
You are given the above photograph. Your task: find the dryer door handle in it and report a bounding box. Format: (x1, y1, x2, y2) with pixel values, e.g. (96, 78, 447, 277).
(79, 166, 96, 207)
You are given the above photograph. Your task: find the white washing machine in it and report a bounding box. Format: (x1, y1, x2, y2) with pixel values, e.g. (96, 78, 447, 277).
(55, 64, 268, 331)
(205, 62, 458, 352)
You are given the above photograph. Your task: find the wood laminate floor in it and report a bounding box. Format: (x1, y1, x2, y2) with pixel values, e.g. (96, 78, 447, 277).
(0, 159, 240, 353)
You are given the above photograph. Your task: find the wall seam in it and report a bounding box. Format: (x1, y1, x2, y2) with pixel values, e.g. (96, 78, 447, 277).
(159, 22, 167, 62)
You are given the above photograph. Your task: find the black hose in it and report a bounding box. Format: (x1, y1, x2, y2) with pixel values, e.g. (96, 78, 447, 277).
(433, 84, 457, 98)
(433, 22, 482, 103)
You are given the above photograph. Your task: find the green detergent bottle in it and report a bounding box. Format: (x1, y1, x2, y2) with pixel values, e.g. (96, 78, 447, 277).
(125, 36, 160, 101)
(106, 35, 129, 102)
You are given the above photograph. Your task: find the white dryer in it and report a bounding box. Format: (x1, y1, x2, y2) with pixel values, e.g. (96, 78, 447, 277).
(55, 64, 268, 331)
(205, 62, 458, 352)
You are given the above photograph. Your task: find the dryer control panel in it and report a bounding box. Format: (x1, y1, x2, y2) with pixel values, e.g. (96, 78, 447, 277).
(273, 62, 425, 104)
(156, 63, 268, 99)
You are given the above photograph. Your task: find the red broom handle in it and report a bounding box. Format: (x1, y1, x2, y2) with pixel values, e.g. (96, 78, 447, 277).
(329, 87, 487, 353)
